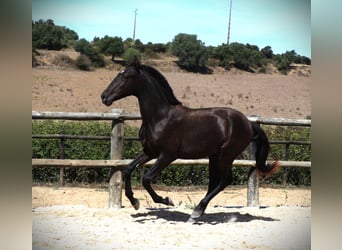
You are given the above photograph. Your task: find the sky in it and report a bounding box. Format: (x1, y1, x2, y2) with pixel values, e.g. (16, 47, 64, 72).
(32, 0, 311, 58)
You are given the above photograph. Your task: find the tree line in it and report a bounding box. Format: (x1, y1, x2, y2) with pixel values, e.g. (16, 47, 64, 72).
(32, 19, 311, 74)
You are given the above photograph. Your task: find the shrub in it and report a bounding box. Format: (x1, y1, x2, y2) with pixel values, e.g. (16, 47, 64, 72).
(261, 46, 274, 59)
(32, 19, 78, 50)
(123, 48, 141, 64)
(32, 120, 111, 183)
(32, 52, 38, 67)
(229, 43, 266, 72)
(52, 54, 75, 68)
(74, 39, 105, 68)
(171, 33, 208, 69)
(32, 121, 311, 186)
(262, 126, 311, 185)
(273, 50, 311, 74)
(75, 54, 92, 71)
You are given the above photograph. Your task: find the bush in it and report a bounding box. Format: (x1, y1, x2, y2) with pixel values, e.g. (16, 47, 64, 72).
(261, 46, 274, 59)
(32, 120, 112, 183)
(32, 52, 38, 67)
(32, 19, 78, 50)
(171, 33, 208, 69)
(74, 39, 105, 68)
(123, 48, 141, 64)
(144, 42, 167, 53)
(227, 43, 266, 72)
(32, 121, 143, 184)
(212, 44, 234, 69)
(212, 43, 266, 72)
(273, 50, 311, 74)
(32, 121, 311, 186)
(75, 54, 92, 71)
(52, 54, 75, 68)
(262, 126, 311, 185)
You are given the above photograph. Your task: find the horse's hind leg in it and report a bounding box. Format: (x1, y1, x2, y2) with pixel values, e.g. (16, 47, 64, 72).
(206, 154, 221, 195)
(190, 157, 233, 220)
(142, 154, 176, 206)
(124, 152, 152, 210)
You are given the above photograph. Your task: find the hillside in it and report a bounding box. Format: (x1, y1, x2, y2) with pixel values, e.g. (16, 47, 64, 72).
(32, 49, 311, 122)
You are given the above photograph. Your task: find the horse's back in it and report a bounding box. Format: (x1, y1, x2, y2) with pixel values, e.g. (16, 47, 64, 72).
(166, 106, 252, 158)
(175, 106, 251, 128)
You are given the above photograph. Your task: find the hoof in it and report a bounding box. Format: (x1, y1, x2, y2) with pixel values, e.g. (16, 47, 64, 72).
(187, 217, 196, 223)
(190, 209, 203, 219)
(132, 199, 140, 210)
(166, 197, 174, 206)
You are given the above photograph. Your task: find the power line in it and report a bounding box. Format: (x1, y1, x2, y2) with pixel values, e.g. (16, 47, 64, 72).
(227, 0, 232, 44)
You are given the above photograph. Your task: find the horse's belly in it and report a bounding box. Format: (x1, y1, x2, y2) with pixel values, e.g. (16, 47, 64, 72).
(178, 133, 222, 158)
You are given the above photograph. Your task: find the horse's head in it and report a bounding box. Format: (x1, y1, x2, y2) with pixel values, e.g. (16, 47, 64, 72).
(101, 58, 141, 106)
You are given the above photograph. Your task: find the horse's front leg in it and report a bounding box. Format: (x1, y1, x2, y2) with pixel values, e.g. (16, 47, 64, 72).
(142, 153, 176, 206)
(124, 152, 152, 210)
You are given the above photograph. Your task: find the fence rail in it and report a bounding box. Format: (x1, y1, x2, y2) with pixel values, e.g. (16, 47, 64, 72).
(32, 110, 311, 208)
(32, 158, 311, 168)
(32, 111, 311, 126)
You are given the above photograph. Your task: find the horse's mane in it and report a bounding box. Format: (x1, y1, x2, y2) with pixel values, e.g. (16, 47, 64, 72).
(140, 65, 182, 106)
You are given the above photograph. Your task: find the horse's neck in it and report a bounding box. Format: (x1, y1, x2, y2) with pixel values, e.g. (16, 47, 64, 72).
(137, 82, 171, 125)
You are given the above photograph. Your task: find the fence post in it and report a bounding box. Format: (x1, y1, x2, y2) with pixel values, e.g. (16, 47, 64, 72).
(247, 131, 260, 207)
(108, 109, 124, 208)
(59, 128, 65, 186)
(282, 143, 290, 185)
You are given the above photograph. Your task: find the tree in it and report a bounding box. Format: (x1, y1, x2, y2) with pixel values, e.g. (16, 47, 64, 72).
(32, 19, 78, 50)
(274, 50, 298, 74)
(228, 42, 266, 71)
(98, 36, 124, 61)
(74, 39, 89, 54)
(32, 19, 64, 50)
(211, 42, 266, 72)
(133, 39, 144, 52)
(212, 44, 233, 69)
(171, 33, 208, 69)
(123, 38, 134, 50)
(261, 46, 274, 59)
(74, 39, 105, 68)
(61, 27, 78, 46)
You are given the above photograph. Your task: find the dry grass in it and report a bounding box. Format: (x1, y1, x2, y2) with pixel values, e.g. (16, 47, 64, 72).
(32, 50, 311, 122)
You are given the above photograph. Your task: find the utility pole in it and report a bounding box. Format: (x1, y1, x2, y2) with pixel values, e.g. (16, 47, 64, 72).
(227, 0, 232, 44)
(133, 8, 138, 41)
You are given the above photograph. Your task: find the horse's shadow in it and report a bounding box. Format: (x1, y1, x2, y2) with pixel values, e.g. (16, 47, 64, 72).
(131, 207, 279, 225)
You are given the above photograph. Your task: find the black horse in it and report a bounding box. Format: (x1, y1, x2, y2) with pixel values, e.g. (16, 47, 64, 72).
(101, 58, 280, 220)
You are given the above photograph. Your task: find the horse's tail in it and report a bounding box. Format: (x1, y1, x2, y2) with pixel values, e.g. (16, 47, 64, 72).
(251, 122, 281, 178)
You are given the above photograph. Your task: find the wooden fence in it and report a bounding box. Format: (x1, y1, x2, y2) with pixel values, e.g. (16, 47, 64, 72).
(32, 110, 311, 208)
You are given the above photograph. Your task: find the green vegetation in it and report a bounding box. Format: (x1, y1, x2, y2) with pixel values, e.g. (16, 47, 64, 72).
(123, 48, 141, 64)
(211, 43, 267, 72)
(171, 33, 208, 70)
(94, 35, 124, 61)
(32, 19, 78, 50)
(74, 39, 105, 68)
(32, 121, 311, 186)
(32, 19, 310, 74)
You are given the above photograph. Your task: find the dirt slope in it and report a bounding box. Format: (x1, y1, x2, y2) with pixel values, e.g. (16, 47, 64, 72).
(32, 50, 311, 121)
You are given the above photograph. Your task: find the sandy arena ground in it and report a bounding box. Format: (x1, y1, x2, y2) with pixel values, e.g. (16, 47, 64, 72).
(32, 186, 311, 250)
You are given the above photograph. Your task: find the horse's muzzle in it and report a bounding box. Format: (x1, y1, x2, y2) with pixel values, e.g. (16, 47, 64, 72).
(101, 93, 111, 106)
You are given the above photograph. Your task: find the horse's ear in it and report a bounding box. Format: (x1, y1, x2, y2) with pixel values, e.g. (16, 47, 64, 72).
(131, 56, 140, 67)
